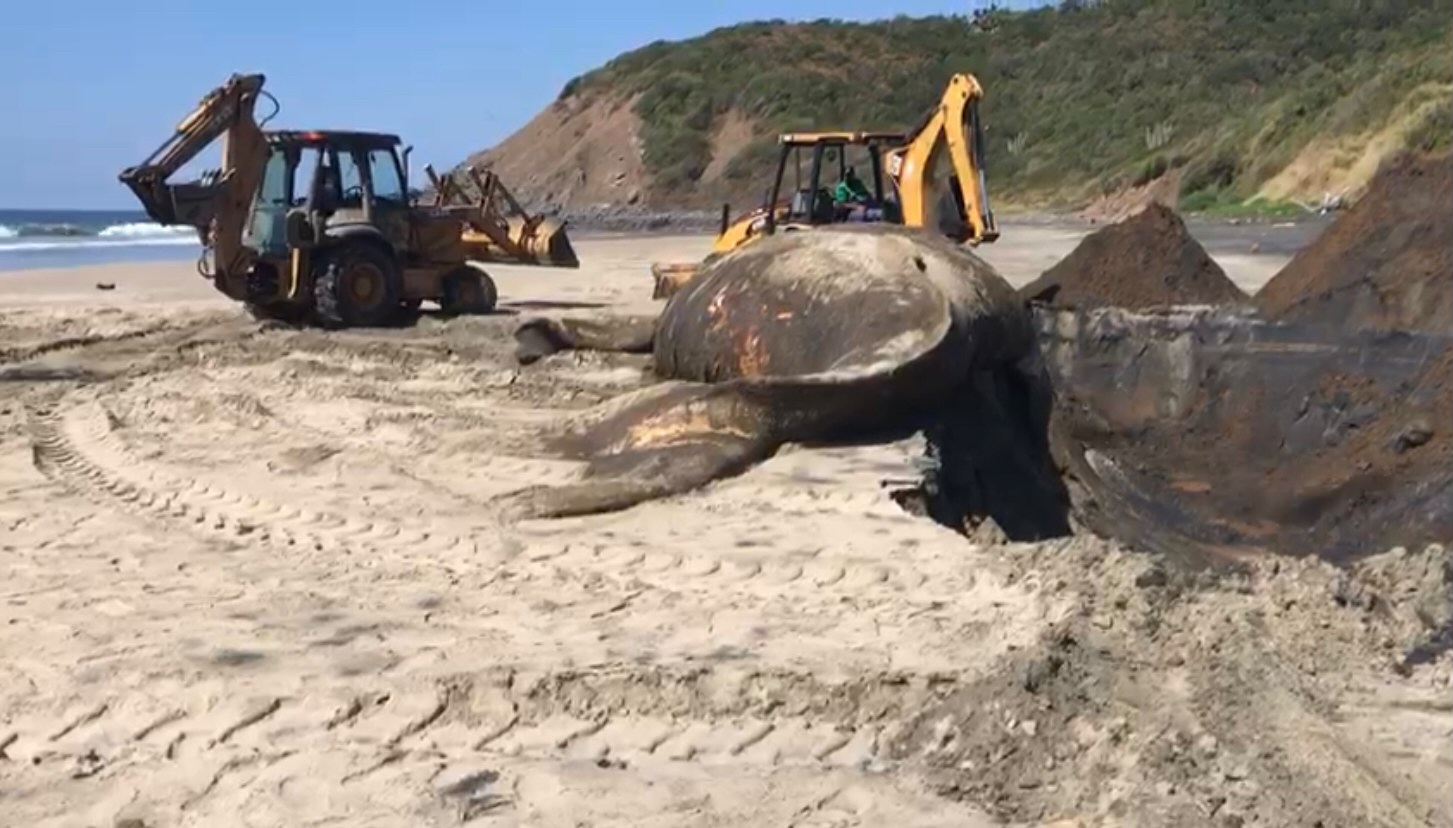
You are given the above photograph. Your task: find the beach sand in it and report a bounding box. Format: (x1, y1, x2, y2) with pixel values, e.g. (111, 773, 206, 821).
(0, 224, 1289, 306)
(1, 228, 1446, 827)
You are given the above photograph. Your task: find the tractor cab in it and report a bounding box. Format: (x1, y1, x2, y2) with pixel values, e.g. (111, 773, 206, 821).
(707, 131, 910, 257)
(766, 131, 907, 229)
(243, 130, 429, 259)
(237, 129, 477, 325)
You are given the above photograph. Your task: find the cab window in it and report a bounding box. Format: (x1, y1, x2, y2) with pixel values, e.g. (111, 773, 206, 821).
(368, 150, 405, 204)
(336, 150, 365, 206)
(255, 148, 290, 206)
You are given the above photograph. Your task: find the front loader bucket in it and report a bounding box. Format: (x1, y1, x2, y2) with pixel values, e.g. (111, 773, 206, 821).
(531, 218, 580, 269)
(436, 164, 581, 269)
(496, 216, 579, 268)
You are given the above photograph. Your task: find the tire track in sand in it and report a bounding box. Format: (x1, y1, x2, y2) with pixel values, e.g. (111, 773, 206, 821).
(1, 668, 993, 826)
(0, 665, 970, 778)
(29, 396, 977, 606)
(26, 400, 479, 560)
(13, 398, 1019, 826)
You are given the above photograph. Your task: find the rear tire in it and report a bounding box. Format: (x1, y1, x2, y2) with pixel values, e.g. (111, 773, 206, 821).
(440, 265, 498, 316)
(313, 243, 402, 329)
(243, 267, 308, 325)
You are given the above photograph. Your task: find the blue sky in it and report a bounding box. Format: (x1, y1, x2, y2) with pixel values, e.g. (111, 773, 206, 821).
(1, 1, 1044, 209)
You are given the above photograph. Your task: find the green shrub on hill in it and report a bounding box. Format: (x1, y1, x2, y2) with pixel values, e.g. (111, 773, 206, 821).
(561, 0, 1453, 207)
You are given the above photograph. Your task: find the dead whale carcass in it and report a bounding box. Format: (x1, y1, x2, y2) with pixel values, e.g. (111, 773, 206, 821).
(498, 224, 1070, 539)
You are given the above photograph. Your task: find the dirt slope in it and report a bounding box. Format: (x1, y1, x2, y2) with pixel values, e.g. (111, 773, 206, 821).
(1019, 204, 1249, 310)
(462, 98, 762, 216)
(1256, 151, 1453, 333)
(462, 94, 651, 213)
(1076, 168, 1184, 224)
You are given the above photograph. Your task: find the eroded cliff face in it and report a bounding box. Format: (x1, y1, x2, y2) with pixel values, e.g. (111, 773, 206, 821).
(461, 93, 653, 214)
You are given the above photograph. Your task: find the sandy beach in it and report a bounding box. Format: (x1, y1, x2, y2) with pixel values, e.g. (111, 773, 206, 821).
(2, 226, 1448, 827)
(0, 222, 1292, 305)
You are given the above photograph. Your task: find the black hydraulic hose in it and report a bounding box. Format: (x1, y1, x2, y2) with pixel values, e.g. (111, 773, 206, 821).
(257, 90, 281, 127)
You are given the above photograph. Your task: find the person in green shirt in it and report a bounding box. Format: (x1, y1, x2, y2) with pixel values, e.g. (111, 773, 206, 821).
(833, 165, 887, 223)
(833, 166, 872, 205)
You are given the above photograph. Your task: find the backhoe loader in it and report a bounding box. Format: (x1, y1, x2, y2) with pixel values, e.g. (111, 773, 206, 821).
(119, 73, 578, 328)
(651, 73, 998, 299)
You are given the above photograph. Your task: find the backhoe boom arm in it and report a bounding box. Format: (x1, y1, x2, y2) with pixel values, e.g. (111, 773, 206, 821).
(118, 73, 269, 284)
(117, 73, 266, 229)
(886, 73, 999, 245)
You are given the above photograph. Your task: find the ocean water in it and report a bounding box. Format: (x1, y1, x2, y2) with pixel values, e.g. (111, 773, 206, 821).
(0, 209, 202, 273)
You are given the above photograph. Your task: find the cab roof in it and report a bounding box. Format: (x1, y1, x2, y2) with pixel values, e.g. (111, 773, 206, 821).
(264, 130, 402, 150)
(777, 130, 907, 146)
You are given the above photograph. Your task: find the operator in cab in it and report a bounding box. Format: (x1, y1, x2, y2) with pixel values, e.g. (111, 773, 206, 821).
(834, 166, 872, 205)
(834, 166, 884, 223)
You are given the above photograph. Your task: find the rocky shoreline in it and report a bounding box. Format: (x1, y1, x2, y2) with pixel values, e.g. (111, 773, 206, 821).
(549, 203, 1332, 236)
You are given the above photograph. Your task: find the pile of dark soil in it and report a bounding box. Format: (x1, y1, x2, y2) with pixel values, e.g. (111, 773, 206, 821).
(1257, 151, 1452, 332)
(1020, 203, 1249, 310)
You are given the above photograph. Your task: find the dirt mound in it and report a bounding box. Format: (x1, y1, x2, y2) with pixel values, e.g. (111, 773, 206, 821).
(1256, 151, 1453, 332)
(1020, 203, 1249, 310)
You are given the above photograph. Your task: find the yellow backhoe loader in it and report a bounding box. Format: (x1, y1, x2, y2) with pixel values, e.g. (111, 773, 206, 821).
(651, 73, 998, 299)
(119, 73, 578, 328)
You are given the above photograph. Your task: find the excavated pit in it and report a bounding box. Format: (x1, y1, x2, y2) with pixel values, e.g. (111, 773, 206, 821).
(1019, 307, 1450, 564)
(913, 305, 1450, 565)
(926, 166, 1452, 565)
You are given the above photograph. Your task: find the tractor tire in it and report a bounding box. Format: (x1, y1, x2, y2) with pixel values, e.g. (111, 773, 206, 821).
(312, 243, 403, 329)
(440, 265, 498, 316)
(242, 268, 308, 325)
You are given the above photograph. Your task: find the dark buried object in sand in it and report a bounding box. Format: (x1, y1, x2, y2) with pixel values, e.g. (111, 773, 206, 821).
(1040, 153, 1452, 563)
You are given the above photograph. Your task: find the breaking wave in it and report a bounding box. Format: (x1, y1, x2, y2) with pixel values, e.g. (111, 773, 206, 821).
(0, 221, 198, 250)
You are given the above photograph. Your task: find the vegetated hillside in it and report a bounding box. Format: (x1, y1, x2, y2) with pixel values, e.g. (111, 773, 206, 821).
(464, 0, 1453, 215)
